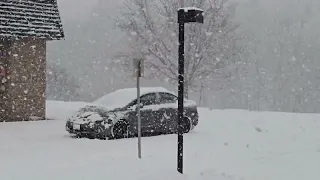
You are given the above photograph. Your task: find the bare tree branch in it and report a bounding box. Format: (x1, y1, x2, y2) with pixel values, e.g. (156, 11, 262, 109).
(115, 0, 242, 96)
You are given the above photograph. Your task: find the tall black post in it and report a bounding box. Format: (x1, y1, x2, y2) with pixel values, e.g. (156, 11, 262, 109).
(177, 10, 185, 174)
(176, 7, 203, 174)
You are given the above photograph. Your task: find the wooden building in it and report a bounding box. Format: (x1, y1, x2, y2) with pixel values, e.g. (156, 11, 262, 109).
(0, 0, 64, 121)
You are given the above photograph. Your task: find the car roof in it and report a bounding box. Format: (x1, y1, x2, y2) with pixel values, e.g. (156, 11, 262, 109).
(93, 87, 175, 109)
(114, 87, 172, 95)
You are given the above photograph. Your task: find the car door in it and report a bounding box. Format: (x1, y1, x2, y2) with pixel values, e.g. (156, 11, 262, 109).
(138, 92, 161, 133)
(157, 92, 178, 133)
(125, 92, 161, 134)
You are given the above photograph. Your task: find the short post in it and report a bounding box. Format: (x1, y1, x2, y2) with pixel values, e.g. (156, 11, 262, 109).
(137, 61, 141, 159)
(133, 58, 144, 159)
(177, 7, 204, 174)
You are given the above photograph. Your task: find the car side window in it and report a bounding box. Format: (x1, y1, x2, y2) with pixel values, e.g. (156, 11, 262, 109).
(159, 92, 177, 104)
(140, 93, 157, 106)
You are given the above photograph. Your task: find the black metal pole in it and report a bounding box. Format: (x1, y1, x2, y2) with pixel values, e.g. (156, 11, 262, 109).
(177, 18, 185, 174)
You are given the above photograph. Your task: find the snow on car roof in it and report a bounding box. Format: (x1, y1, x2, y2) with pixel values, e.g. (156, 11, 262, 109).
(114, 87, 171, 95)
(93, 87, 174, 109)
(178, 7, 204, 12)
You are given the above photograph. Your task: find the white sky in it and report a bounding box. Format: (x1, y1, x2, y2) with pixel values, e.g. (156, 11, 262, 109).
(57, 0, 125, 21)
(57, 0, 100, 21)
(56, 0, 250, 21)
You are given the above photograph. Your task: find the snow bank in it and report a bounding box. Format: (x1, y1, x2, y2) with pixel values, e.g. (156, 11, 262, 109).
(2, 101, 320, 180)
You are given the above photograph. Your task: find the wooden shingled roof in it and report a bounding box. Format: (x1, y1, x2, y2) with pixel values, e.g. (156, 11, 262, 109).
(0, 0, 64, 40)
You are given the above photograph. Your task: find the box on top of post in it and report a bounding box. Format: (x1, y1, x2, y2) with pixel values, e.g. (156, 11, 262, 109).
(178, 7, 204, 24)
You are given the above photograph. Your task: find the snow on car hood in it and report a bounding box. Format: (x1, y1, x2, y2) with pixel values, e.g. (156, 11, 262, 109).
(68, 110, 116, 130)
(71, 111, 104, 124)
(68, 105, 127, 126)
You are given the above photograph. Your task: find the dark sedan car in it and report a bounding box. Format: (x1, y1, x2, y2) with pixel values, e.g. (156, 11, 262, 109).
(65, 87, 199, 139)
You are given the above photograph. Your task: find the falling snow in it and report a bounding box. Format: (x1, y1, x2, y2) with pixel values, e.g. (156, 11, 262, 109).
(1, 0, 320, 179)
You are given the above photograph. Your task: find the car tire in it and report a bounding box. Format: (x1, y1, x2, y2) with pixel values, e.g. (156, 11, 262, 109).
(111, 120, 129, 139)
(181, 117, 192, 133)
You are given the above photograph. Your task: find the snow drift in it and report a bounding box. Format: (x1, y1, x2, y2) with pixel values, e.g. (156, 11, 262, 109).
(1, 100, 320, 180)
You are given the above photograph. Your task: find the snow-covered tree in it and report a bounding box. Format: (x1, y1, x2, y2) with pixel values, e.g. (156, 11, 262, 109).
(115, 0, 242, 97)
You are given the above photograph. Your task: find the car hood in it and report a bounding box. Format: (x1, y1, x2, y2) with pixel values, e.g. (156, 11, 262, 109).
(70, 111, 104, 124)
(67, 105, 126, 125)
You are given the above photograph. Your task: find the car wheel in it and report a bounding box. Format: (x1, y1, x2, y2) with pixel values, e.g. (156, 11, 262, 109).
(181, 117, 192, 133)
(111, 120, 129, 139)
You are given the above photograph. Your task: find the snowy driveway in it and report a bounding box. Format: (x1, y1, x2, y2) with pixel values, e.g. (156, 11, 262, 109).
(1, 108, 320, 180)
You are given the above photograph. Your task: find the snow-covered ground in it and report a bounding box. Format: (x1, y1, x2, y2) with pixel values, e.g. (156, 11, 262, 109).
(1, 101, 320, 180)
